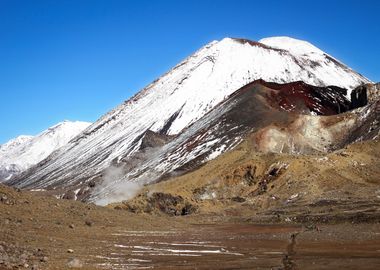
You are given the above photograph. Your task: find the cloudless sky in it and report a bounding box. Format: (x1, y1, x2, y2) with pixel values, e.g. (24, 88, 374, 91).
(0, 0, 379, 144)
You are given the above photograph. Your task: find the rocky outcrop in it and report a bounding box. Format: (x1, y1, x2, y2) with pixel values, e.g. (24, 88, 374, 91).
(351, 82, 380, 108)
(139, 130, 174, 151)
(116, 192, 197, 216)
(258, 80, 351, 115)
(366, 83, 380, 104)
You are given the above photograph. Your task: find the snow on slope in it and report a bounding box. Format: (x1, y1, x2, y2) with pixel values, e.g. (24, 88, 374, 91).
(0, 121, 91, 181)
(259, 36, 325, 55)
(12, 36, 370, 191)
(259, 36, 370, 97)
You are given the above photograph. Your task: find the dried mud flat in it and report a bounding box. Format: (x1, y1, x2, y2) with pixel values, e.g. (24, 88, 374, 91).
(90, 223, 380, 270)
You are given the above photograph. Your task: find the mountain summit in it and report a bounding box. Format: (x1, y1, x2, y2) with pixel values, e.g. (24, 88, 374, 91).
(8, 37, 372, 203)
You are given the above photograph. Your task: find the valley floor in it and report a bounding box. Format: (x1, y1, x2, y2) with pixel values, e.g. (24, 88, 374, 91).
(1, 182, 380, 270)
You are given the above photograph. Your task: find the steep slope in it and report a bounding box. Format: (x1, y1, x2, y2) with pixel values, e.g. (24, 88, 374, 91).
(11, 80, 378, 205)
(9, 37, 370, 201)
(0, 121, 91, 181)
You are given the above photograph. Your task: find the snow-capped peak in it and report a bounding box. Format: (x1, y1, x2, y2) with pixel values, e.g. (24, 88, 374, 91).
(0, 120, 91, 182)
(0, 135, 33, 153)
(259, 36, 325, 55)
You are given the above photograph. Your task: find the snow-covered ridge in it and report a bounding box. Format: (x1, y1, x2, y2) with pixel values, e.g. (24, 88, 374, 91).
(12, 36, 371, 192)
(0, 135, 34, 154)
(258, 36, 371, 92)
(0, 120, 91, 181)
(259, 36, 325, 55)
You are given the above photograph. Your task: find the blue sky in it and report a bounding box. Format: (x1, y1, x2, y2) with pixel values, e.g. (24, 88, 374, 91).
(0, 0, 379, 144)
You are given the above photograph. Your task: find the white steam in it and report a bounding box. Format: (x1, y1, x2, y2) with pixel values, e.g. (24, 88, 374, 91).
(94, 166, 142, 206)
(92, 146, 164, 206)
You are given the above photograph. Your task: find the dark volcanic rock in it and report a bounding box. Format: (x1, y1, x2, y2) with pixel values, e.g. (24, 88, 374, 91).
(148, 192, 183, 216)
(351, 82, 380, 107)
(147, 192, 197, 216)
(351, 84, 368, 109)
(140, 130, 174, 150)
(62, 190, 76, 200)
(257, 80, 351, 115)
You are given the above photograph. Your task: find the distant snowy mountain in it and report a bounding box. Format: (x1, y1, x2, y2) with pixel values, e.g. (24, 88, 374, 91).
(0, 121, 91, 181)
(9, 36, 371, 201)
